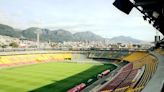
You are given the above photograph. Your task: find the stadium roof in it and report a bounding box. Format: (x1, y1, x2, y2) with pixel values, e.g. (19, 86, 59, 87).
(113, 0, 164, 35)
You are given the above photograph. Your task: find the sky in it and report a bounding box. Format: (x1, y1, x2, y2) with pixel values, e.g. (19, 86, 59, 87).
(0, 0, 163, 42)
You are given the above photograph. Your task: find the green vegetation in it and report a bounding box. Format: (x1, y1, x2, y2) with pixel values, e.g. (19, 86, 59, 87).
(0, 24, 21, 38)
(9, 42, 19, 48)
(0, 62, 116, 92)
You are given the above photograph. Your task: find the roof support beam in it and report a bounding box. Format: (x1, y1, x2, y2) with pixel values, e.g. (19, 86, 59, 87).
(135, 1, 158, 6)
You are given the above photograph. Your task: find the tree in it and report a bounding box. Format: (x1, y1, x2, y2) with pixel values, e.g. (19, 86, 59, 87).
(9, 42, 19, 48)
(1, 45, 7, 48)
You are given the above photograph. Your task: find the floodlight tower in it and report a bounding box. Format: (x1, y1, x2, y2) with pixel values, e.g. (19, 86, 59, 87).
(35, 29, 42, 48)
(37, 32, 40, 48)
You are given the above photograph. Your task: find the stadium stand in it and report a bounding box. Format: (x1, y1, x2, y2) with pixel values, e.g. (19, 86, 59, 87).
(88, 50, 129, 59)
(0, 53, 72, 68)
(113, 60, 129, 67)
(123, 52, 158, 92)
(155, 48, 164, 56)
(131, 55, 157, 92)
(98, 51, 157, 92)
(123, 51, 148, 62)
(0, 50, 158, 92)
(99, 63, 134, 91)
(117, 69, 138, 88)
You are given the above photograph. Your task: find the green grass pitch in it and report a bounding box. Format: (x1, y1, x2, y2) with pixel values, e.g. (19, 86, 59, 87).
(0, 62, 116, 92)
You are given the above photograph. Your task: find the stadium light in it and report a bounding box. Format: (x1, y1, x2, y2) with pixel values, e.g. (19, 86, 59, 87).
(113, 0, 134, 14)
(152, 11, 160, 18)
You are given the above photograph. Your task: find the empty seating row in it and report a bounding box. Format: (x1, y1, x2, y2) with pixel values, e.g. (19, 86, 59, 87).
(123, 52, 148, 62)
(122, 63, 133, 71)
(99, 51, 157, 92)
(155, 48, 164, 55)
(132, 55, 157, 92)
(100, 70, 131, 91)
(123, 52, 157, 92)
(89, 51, 129, 59)
(99, 63, 133, 91)
(0, 53, 72, 68)
(118, 69, 138, 89)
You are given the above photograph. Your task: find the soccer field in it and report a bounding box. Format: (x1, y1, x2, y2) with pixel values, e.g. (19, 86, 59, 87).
(0, 62, 116, 92)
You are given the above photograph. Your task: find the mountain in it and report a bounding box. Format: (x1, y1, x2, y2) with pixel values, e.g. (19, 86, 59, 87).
(50, 29, 74, 42)
(21, 27, 102, 42)
(0, 24, 104, 42)
(22, 27, 40, 40)
(22, 27, 51, 41)
(22, 28, 75, 42)
(109, 36, 143, 43)
(0, 24, 21, 37)
(73, 31, 103, 41)
(0, 24, 144, 43)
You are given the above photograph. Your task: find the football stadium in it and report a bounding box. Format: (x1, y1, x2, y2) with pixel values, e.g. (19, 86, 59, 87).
(0, 0, 164, 92)
(0, 49, 162, 92)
